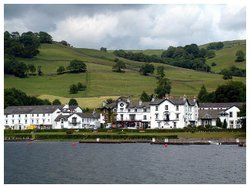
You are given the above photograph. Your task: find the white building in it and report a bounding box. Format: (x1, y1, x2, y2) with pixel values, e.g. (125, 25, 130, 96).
(4, 104, 100, 130)
(198, 103, 244, 128)
(101, 96, 199, 129)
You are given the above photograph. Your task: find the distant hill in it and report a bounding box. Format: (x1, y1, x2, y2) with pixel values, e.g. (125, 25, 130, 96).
(4, 40, 246, 108)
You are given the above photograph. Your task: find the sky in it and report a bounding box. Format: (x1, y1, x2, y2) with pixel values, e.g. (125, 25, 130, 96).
(4, 4, 246, 50)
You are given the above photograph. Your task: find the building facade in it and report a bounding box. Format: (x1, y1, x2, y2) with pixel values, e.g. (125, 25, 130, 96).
(4, 104, 100, 130)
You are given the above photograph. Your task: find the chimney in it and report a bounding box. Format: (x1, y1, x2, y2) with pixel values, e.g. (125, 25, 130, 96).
(165, 94, 169, 99)
(193, 96, 196, 102)
(139, 100, 142, 106)
(151, 97, 155, 102)
(127, 96, 131, 103)
(183, 94, 186, 101)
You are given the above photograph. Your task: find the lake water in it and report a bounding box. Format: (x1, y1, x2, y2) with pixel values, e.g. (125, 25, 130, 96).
(4, 142, 246, 184)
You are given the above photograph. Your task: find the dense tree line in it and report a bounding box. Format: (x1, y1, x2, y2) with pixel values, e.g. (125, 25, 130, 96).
(197, 81, 246, 103)
(113, 50, 163, 63)
(4, 88, 52, 108)
(4, 31, 53, 58)
(220, 66, 246, 79)
(113, 44, 213, 72)
(161, 44, 211, 72)
(206, 42, 224, 50)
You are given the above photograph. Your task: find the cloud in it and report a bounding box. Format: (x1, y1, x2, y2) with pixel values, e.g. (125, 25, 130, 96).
(4, 4, 246, 50)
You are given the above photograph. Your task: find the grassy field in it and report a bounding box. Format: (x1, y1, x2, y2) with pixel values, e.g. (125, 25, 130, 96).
(201, 40, 246, 73)
(4, 41, 246, 108)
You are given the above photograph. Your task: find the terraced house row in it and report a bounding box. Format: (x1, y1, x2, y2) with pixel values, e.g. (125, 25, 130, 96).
(4, 96, 245, 130)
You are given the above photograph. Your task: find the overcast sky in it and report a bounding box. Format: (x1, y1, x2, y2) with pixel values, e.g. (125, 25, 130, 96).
(4, 4, 246, 50)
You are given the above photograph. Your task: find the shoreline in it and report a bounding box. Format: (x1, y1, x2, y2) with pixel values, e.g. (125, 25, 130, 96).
(4, 138, 246, 146)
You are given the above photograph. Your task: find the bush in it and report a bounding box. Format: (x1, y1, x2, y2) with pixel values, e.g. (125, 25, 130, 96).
(66, 129, 74, 135)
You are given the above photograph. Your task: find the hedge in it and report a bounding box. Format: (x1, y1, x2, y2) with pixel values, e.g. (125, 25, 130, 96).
(34, 134, 178, 140)
(4, 134, 32, 139)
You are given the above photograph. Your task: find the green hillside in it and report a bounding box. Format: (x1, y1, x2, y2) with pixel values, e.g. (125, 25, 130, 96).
(4, 42, 246, 108)
(205, 40, 246, 73)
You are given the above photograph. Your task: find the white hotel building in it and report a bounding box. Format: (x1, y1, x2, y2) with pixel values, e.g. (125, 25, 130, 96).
(4, 104, 100, 130)
(101, 96, 244, 129)
(4, 97, 244, 130)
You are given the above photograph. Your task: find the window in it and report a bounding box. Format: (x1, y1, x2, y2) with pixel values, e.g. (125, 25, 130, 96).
(37, 114, 39, 117)
(176, 105, 179, 111)
(176, 114, 179, 119)
(6, 120, 8, 124)
(156, 106, 158, 111)
(25, 114, 27, 117)
(32, 114, 34, 117)
(165, 105, 168, 110)
(12, 115, 14, 118)
(135, 108, 137, 112)
(18, 114, 21, 117)
(43, 114, 45, 117)
(143, 115, 147, 120)
(229, 112, 233, 117)
(36, 120, 39, 123)
(25, 120, 27, 124)
(18, 120, 21, 123)
(12, 120, 14, 124)
(128, 109, 130, 112)
(143, 108, 147, 112)
(72, 117, 77, 125)
(32, 120, 34, 123)
(43, 119, 45, 123)
(120, 108, 124, 112)
(61, 119, 64, 123)
(120, 114, 124, 121)
(174, 122, 177, 128)
(155, 113, 158, 120)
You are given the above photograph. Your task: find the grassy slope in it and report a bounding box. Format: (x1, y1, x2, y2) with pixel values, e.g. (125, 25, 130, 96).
(4, 42, 246, 108)
(200, 40, 246, 73)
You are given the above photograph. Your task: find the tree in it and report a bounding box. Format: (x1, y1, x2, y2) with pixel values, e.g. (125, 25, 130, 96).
(57, 66, 65, 74)
(222, 119, 228, 129)
(206, 50, 216, 59)
(69, 98, 78, 106)
(221, 69, 232, 80)
(52, 99, 62, 105)
(69, 84, 78, 94)
(235, 50, 245, 62)
(198, 85, 208, 102)
(154, 78, 171, 98)
(140, 91, 152, 102)
(19, 31, 40, 58)
(67, 59, 87, 73)
(59, 40, 70, 47)
(77, 82, 86, 91)
(100, 47, 107, 52)
(214, 81, 246, 102)
(37, 66, 42, 76)
(139, 63, 155, 76)
(112, 59, 126, 72)
(156, 66, 165, 79)
(43, 99, 51, 105)
(4, 88, 48, 108)
(28, 64, 36, 75)
(38, 31, 53, 44)
(216, 118, 222, 127)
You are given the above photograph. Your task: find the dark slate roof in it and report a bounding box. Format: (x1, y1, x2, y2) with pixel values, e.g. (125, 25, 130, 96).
(199, 102, 245, 109)
(54, 114, 70, 122)
(150, 97, 189, 105)
(4, 105, 63, 115)
(128, 101, 150, 108)
(199, 109, 224, 119)
(75, 113, 100, 119)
